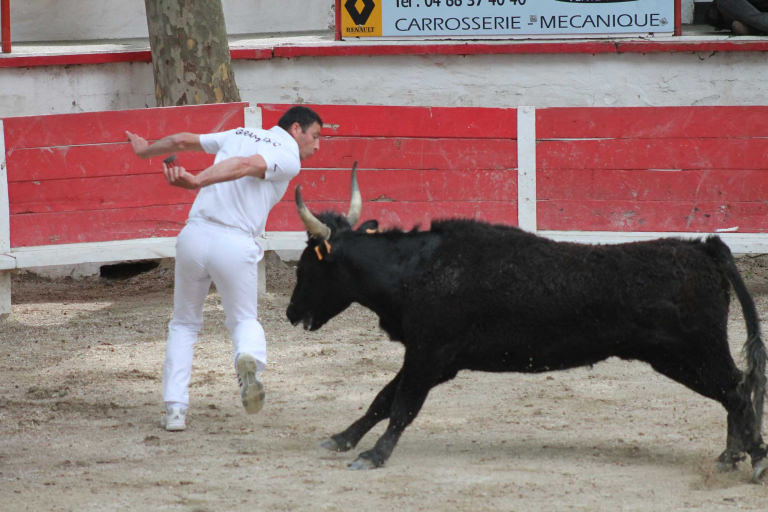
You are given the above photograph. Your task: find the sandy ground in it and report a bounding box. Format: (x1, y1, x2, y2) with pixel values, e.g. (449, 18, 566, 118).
(1, 252, 768, 512)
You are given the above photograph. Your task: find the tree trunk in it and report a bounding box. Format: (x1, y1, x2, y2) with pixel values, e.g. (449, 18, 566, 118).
(144, 0, 241, 106)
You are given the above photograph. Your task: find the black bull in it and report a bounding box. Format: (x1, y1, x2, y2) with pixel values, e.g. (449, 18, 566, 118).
(286, 173, 767, 481)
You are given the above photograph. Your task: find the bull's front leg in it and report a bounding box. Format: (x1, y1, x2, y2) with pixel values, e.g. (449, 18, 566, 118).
(319, 369, 403, 452)
(348, 355, 444, 470)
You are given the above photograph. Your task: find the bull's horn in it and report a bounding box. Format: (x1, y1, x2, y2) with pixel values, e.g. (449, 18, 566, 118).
(346, 162, 362, 226)
(295, 185, 331, 240)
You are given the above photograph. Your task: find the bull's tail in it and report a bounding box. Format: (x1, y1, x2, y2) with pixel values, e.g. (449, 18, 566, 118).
(706, 236, 766, 432)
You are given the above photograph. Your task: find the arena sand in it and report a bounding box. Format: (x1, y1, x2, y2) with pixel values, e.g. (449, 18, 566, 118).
(1, 252, 767, 511)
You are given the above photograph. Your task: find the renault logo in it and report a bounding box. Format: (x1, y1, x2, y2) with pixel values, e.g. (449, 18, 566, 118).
(345, 0, 376, 26)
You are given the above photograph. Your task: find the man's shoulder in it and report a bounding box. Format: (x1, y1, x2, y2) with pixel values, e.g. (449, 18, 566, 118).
(266, 125, 294, 142)
(229, 126, 294, 148)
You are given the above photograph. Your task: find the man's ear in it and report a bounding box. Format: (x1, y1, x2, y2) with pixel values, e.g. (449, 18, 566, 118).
(357, 220, 379, 234)
(289, 121, 303, 138)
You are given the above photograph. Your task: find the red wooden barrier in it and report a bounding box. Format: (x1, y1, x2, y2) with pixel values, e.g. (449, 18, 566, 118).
(259, 104, 519, 232)
(4, 102, 248, 247)
(5, 103, 767, 252)
(536, 106, 768, 233)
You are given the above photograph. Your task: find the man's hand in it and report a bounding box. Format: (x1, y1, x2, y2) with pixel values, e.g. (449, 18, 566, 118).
(163, 162, 199, 190)
(125, 131, 152, 158)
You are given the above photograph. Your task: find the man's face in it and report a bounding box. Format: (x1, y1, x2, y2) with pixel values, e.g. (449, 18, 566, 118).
(290, 121, 322, 161)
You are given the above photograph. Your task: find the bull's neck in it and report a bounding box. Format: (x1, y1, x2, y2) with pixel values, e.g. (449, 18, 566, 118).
(340, 232, 438, 317)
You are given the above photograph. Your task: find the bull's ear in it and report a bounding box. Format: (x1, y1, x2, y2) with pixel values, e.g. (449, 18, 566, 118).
(357, 220, 379, 234)
(313, 240, 334, 262)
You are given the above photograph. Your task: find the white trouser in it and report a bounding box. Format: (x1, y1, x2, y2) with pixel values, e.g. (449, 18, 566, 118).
(162, 220, 266, 406)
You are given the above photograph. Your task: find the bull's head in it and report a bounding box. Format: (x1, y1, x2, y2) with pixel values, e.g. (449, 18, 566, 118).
(287, 163, 376, 330)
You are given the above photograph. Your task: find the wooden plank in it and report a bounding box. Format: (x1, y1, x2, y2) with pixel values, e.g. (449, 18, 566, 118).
(291, 169, 516, 202)
(6, 145, 215, 182)
(266, 200, 518, 232)
(9, 169, 515, 214)
(301, 137, 517, 170)
(7, 237, 178, 269)
(538, 169, 768, 203)
(536, 106, 768, 236)
(10, 205, 191, 247)
(541, 231, 768, 254)
(537, 138, 768, 170)
(2, 233, 310, 271)
(538, 200, 768, 233)
(516, 106, 536, 232)
(3, 102, 247, 150)
(258, 104, 518, 139)
(537, 106, 768, 139)
(6, 137, 516, 182)
(9, 174, 196, 214)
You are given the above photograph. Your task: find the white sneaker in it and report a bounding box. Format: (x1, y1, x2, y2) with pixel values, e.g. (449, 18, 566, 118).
(236, 354, 265, 414)
(161, 405, 187, 431)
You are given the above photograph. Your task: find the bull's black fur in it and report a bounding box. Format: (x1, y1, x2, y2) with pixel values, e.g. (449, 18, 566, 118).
(287, 212, 768, 479)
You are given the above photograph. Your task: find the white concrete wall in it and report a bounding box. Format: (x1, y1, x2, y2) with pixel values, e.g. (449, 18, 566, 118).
(1, 49, 766, 118)
(0, 62, 156, 115)
(9, 0, 335, 42)
(232, 51, 768, 108)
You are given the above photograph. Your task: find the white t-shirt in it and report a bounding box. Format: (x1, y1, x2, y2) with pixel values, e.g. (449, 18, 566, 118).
(188, 126, 301, 236)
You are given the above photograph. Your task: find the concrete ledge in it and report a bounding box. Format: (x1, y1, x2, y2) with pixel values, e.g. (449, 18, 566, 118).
(3, 32, 768, 68)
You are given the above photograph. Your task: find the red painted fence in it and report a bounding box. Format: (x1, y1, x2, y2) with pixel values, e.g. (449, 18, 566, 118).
(259, 103, 519, 232)
(3, 103, 768, 252)
(3, 103, 246, 247)
(536, 106, 768, 233)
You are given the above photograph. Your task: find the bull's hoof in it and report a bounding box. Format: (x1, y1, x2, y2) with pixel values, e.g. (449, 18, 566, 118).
(716, 450, 745, 472)
(348, 455, 379, 470)
(752, 458, 768, 484)
(319, 435, 353, 452)
(716, 460, 739, 473)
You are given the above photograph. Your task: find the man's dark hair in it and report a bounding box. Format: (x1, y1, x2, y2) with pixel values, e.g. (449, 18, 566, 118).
(278, 106, 323, 132)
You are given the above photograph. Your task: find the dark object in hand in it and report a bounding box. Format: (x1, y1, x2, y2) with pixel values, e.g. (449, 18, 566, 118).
(164, 154, 177, 165)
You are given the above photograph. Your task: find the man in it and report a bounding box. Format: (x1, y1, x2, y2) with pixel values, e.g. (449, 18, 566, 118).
(126, 105, 323, 431)
(709, 0, 768, 34)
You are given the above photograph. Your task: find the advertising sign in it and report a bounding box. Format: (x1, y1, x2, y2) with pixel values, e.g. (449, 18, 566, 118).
(339, 0, 674, 39)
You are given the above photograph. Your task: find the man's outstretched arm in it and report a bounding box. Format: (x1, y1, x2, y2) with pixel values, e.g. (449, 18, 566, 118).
(126, 131, 203, 159)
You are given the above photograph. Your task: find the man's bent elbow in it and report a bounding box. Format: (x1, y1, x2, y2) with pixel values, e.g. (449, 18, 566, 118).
(170, 133, 201, 151)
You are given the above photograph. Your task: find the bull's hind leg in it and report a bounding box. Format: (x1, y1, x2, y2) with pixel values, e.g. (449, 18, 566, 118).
(718, 414, 747, 472)
(646, 343, 767, 480)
